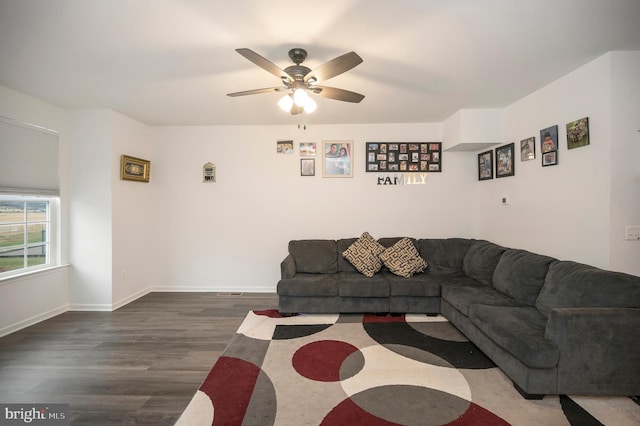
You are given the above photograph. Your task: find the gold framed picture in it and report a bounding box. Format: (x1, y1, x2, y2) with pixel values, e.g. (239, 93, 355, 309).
(120, 155, 150, 182)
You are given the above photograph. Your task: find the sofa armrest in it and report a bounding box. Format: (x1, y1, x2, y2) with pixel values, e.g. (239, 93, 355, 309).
(544, 307, 640, 393)
(280, 254, 296, 279)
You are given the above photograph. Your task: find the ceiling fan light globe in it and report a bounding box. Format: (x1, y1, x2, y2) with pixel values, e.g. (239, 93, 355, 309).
(303, 97, 317, 113)
(278, 95, 293, 112)
(293, 88, 308, 107)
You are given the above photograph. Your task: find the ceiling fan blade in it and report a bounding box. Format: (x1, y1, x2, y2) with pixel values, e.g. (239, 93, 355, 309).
(226, 87, 285, 97)
(236, 48, 291, 80)
(305, 51, 363, 83)
(312, 85, 365, 103)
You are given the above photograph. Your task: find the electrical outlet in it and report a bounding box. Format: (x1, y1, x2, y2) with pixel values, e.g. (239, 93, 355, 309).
(625, 226, 640, 240)
(501, 196, 508, 205)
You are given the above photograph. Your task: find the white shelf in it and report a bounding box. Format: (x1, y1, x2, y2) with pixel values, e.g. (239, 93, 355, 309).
(444, 142, 500, 152)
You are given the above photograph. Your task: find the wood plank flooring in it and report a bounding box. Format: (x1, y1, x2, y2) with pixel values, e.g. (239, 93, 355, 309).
(0, 292, 278, 425)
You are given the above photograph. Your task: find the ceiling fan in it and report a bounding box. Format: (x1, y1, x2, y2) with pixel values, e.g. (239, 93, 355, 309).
(227, 48, 364, 115)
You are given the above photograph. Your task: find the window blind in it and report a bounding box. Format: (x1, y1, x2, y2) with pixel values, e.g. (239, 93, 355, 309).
(0, 117, 59, 195)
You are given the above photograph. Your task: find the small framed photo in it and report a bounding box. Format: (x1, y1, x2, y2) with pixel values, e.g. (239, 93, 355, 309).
(540, 125, 558, 154)
(300, 158, 315, 176)
(566, 117, 590, 149)
(478, 150, 493, 181)
(495, 143, 515, 178)
(323, 141, 353, 177)
(520, 137, 536, 161)
(120, 155, 150, 182)
(277, 140, 294, 154)
(542, 151, 558, 166)
(300, 142, 316, 156)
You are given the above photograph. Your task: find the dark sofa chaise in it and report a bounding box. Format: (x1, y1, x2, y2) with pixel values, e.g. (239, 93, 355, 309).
(276, 237, 640, 397)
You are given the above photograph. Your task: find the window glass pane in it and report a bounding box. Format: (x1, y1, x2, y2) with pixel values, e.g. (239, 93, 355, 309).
(27, 201, 47, 222)
(0, 246, 24, 273)
(0, 197, 54, 277)
(27, 244, 46, 267)
(0, 200, 24, 224)
(0, 223, 25, 247)
(27, 223, 46, 244)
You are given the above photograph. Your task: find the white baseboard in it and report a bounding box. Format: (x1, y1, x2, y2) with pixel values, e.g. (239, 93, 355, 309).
(68, 287, 152, 311)
(151, 285, 276, 293)
(112, 287, 152, 310)
(0, 304, 68, 338)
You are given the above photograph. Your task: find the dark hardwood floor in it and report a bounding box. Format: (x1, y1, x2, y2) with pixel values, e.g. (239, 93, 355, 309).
(0, 292, 278, 425)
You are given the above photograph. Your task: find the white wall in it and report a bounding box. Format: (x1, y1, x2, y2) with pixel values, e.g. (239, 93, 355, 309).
(68, 109, 155, 309)
(149, 123, 476, 291)
(476, 51, 640, 273)
(609, 51, 640, 276)
(68, 110, 113, 309)
(0, 85, 69, 336)
(110, 111, 155, 307)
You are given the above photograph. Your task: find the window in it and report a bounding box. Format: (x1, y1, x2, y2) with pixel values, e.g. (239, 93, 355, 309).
(0, 195, 57, 277)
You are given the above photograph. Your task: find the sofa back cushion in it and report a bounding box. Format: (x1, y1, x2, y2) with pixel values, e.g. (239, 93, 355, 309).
(289, 240, 338, 274)
(535, 260, 640, 317)
(492, 249, 556, 305)
(417, 238, 472, 275)
(462, 240, 507, 285)
(337, 238, 358, 272)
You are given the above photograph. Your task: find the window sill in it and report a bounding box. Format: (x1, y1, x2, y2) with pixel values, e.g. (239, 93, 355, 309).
(0, 264, 70, 286)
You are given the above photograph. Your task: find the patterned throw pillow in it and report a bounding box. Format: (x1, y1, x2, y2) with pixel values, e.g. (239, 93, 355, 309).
(380, 238, 428, 278)
(342, 232, 386, 277)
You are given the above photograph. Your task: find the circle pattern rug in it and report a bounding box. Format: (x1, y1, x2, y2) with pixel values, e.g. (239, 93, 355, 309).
(176, 310, 640, 425)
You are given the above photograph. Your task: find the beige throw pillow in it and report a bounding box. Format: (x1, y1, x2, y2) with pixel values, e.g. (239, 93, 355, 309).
(380, 238, 428, 278)
(342, 232, 386, 277)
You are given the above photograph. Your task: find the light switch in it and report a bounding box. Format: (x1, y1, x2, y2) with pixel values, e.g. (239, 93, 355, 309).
(625, 226, 640, 240)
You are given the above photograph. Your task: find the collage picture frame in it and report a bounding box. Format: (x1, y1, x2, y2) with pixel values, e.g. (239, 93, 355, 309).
(366, 142, 442, 173)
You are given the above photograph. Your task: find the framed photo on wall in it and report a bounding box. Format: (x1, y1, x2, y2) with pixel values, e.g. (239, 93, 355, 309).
(520, 137, 536, 161)
(478, 150, 493, 181)
(299, 142, 316, 156)
(566, 117, 590, 149)
(542, 151, 558, 166)
(495, 143, 515, 178)
(323, 141, 353, 177)
(365, 142, 441, 173)
(540, 125, 559, 167)
(300, 158, 315, 176)
(120, 155, 150, 182)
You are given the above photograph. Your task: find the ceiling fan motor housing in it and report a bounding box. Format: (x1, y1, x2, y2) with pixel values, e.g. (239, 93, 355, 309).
(288, 48, 307, 64)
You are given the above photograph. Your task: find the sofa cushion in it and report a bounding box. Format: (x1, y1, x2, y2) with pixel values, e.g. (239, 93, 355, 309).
(535, 260, 640, 318)
(342, 232, 386, 277)
(337, 238, 359, 273)
(492, 249, 556, 305)
(441, 284, 525, 316)
(338, 272, 389, 297)
(469, 305, 560, 369)
(417, 238, 473, 275)
(379, 237, 428, 278)
(277, 274, 338, 296)
(388, 273, 441, 297)
(289, 240, 337, 274)
(462, 240, 507, 286)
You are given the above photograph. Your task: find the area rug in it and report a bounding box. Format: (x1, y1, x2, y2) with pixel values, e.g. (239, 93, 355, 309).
(176, 310, 640, 425)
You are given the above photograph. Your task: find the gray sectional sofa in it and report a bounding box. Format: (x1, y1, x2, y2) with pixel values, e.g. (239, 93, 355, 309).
(276, 237, 640, 398)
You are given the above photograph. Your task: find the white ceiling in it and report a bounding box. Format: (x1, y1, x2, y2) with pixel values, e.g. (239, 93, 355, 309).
(1, 0, 639, 126)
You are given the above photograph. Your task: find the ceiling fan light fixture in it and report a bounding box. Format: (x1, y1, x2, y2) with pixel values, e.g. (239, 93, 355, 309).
(293, 88, 308, 107)
(303, 96, 317, 114)
(278, 94, 293, 112)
